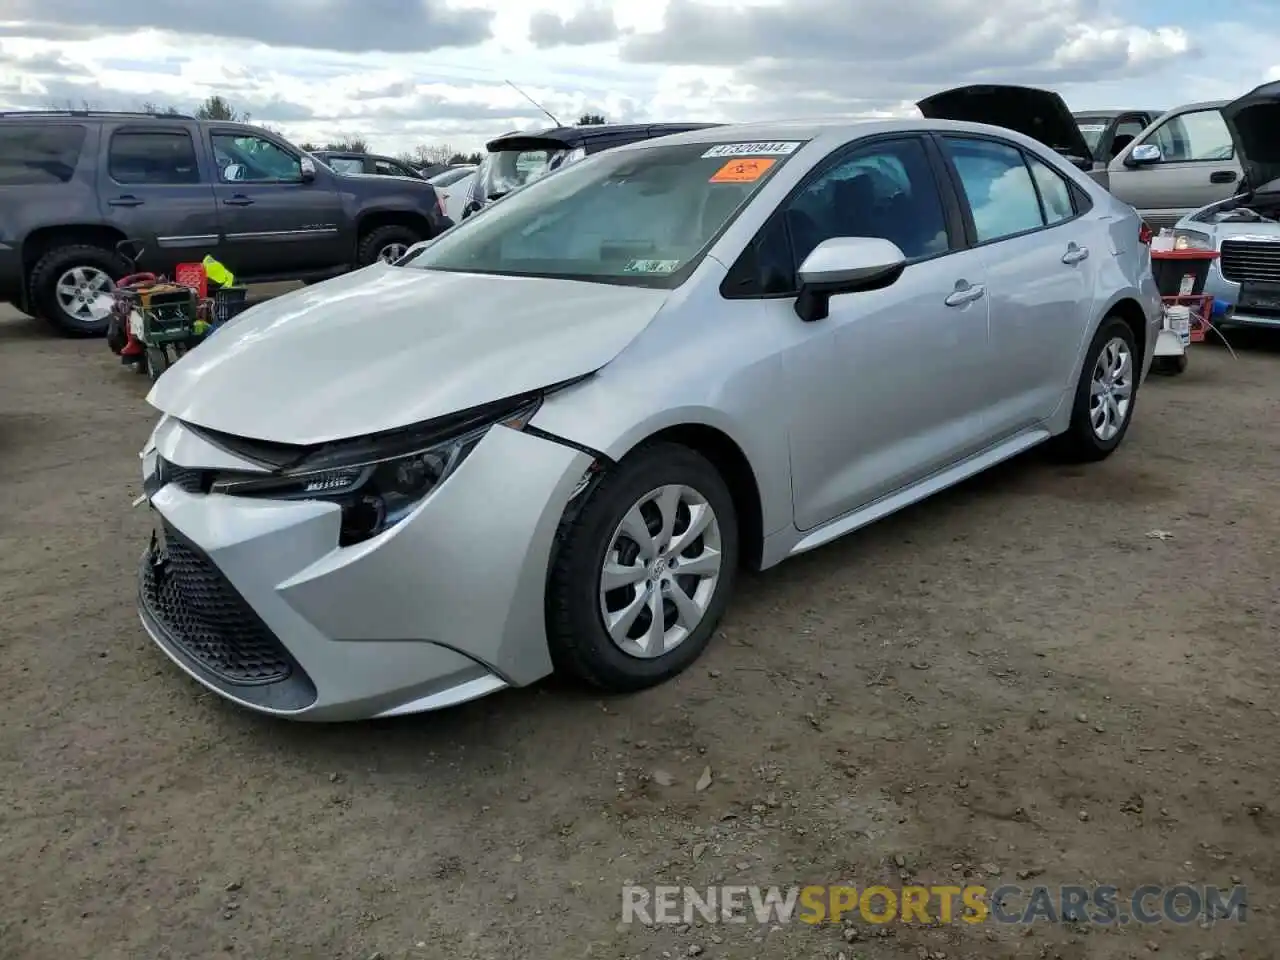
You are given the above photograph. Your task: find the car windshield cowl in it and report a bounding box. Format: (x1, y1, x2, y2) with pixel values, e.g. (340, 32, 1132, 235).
(398, 140, 802, 289)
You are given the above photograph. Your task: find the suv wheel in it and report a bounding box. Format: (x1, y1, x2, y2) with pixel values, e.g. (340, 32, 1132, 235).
(357, 225, 424, 267)
(29, 244, 127, 337)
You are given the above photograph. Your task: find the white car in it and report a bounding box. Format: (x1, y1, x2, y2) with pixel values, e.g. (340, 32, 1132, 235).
(428, 166, 476, 223)
(137, 110, 1161, 721)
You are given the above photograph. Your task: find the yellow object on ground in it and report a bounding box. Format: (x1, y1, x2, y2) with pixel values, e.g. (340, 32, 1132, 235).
(203, 256, 235, 287)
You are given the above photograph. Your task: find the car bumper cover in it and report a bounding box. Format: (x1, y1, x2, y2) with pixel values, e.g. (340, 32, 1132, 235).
(137, 421, 593, 721)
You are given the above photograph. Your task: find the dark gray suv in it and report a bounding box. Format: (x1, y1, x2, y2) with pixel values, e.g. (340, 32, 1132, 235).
(0, 110, 452, 335)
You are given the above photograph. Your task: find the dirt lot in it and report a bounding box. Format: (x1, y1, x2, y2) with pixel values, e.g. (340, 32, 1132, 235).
(1, 303, 1277, 960)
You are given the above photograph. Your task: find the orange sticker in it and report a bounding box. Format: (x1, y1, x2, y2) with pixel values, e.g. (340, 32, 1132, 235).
(710, 157, 776, 183)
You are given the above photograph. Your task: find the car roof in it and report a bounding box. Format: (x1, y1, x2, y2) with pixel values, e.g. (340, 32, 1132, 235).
(485, 122, 722, 151)
(1072, 109, 1164, 119)
(1160, 99, 1230, 114)
(608, 115, 1112, 165)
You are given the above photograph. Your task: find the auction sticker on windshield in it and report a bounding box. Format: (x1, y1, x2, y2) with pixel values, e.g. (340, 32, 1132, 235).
(702, 141, 803, 158)
(710, 158, 776, 183)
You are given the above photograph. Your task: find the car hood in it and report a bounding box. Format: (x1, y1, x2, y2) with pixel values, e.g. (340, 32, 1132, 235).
(1222, 81, 1280, 193)
(918, 84, 1094, 167)
(147, 264, 669, 445)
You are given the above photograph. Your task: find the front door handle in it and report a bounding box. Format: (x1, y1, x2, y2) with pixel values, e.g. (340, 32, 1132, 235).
(222, 195, 254, 206)
(108, 195, 144, 207)
(944, 282, 985, 307)
(1210, 170, 1238, 184)
(1062, 244, 1090, 265)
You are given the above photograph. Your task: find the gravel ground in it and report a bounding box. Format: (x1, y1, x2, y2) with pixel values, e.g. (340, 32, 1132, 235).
(1, 302, 1277, 960)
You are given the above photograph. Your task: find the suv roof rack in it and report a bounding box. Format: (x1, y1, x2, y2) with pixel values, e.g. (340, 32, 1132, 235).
(0, 109, 197, 120)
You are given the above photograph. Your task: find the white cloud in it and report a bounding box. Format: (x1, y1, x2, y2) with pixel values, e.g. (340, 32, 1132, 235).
(0, 1, 1277, 155)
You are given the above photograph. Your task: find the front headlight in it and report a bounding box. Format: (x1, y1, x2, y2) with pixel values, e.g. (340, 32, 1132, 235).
(1173, 229, 1214, 251)
(210, 397, 540, 546)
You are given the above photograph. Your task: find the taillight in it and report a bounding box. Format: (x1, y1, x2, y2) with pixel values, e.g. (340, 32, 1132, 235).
(1139, 222, 1153, 245)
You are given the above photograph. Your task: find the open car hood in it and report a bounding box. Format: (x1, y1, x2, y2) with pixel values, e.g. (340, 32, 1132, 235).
(1222, 81, 1280, 193)
(917, 84, 1094, 168)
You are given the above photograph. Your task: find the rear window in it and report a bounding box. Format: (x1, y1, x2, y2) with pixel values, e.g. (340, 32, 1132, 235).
(401, 140, 805, 288)
(0, 123, 87, 185)
(109, 131, 200, 185)
(1074, 117, 1109, 153)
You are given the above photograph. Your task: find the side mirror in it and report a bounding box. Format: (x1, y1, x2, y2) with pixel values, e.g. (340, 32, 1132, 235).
(299, 156, 317, 183)
(794, 237, 906, 322)
(1125, 143, 1162, 167)
(223, 163, 246, 182)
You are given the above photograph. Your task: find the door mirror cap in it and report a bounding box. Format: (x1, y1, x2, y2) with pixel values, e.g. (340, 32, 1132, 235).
(222, 163, 246, 182)
(795, 237, 906, 322)
(1126, 143, 1162, 166)
(299, 156, 317, 182)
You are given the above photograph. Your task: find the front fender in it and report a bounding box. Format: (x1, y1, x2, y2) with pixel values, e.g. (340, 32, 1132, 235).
(531, 370, 794, 542)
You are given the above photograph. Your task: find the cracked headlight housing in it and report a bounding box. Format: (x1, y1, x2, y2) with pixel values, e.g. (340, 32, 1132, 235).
(210, 397, 541, 546)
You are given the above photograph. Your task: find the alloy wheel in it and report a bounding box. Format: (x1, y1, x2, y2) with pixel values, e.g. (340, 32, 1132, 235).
(598, 484, 723, 659)
(1089, 336, 1133, 442)
(377, 242, 408, 263)
(55, 266, 114, 324)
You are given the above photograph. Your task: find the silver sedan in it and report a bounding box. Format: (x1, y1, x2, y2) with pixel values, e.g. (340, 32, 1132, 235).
(137, 115, 1162, 720)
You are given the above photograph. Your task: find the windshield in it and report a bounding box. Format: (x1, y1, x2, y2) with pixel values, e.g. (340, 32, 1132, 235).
(1075, 117, 1110, 153)
(476, 145, 583, 201)
(400, 141, 800, 288)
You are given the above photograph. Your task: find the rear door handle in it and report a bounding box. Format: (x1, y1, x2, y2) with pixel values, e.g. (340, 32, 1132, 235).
(1210, 170, 1238, 184)
(108, 196, 144, 207)
(1062, 245, 1090, 265)
(222, 195, 254, 206)
(944, 282, 985, 307)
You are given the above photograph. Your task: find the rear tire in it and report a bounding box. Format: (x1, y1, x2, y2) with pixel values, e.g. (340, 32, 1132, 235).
(1050, 315, 1139, 462)
(356, 225, 424, 267)
(29, 244, 128, 337)
(546, 443, 739, 692)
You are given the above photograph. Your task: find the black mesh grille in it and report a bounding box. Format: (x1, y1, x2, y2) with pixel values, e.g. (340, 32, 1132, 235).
(140, 524, 295, 685)
(1220, 239, 1280, 285)
(159, 457, 204, 493)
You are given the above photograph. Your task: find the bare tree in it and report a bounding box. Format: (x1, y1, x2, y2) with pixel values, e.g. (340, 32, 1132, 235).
(411, 143, 455, 167)
(47, 97, 99, 111)
(139, 101, 184, 116)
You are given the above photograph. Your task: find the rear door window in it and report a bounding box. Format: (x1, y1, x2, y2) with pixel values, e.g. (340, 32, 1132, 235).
(0, 124, 87, 185)
(1025, 155, 1076, 224)
(374, 158, 416, 178)
(109, 131, 200, 185)
(942, 137, 1045, 243)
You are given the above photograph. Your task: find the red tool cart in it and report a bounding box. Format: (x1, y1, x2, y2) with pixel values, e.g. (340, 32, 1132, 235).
(1149, 247, 1218, 375)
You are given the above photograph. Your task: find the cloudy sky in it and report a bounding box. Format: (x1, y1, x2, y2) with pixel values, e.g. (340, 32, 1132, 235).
(1, 0, 1277, 156)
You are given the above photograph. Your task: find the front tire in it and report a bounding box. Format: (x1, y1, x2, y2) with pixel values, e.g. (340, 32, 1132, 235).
(546, 443, 739, 692)
(1050, 315, 1139, 462)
